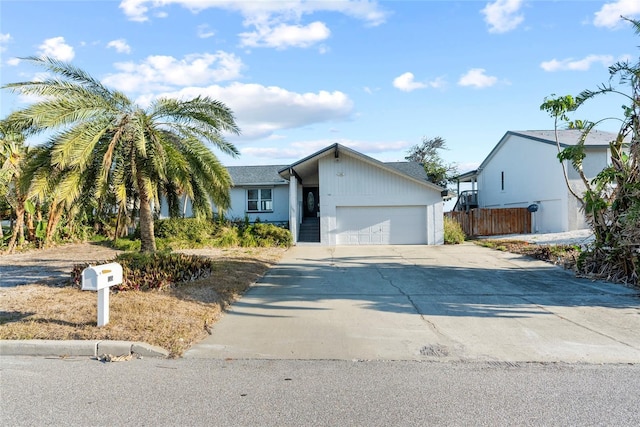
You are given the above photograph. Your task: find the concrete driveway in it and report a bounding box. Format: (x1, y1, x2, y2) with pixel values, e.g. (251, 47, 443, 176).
(184, 244, 640, 363)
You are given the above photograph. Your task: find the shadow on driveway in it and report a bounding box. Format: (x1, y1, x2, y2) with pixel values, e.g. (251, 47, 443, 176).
(186, 244, 640, 362)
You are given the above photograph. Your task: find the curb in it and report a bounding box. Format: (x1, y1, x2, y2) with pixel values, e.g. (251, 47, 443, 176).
(0, 340, 169, 358)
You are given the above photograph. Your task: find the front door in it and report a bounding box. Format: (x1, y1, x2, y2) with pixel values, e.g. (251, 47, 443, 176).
(303, 187, 319, 218)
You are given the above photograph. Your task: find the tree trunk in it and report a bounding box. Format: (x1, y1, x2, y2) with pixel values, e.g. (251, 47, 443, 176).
(7, 204, 25, 253)
(45, 203, 64, 246)
(138, 178, 156, 253)
(26, 212, 35, 242)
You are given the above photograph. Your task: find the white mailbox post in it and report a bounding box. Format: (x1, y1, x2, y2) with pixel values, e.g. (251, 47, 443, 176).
(81, 263, 123, 327)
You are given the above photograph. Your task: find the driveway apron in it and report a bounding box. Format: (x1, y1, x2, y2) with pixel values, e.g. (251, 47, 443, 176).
(184, 244, 640, 362)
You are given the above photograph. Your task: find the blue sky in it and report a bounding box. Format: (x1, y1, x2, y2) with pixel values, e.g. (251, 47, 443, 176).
(1, 0, 639, 174)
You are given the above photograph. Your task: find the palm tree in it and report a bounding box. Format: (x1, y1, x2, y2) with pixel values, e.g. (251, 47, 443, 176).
(3, 56, 240, 252)
(0, 122, 29, 252)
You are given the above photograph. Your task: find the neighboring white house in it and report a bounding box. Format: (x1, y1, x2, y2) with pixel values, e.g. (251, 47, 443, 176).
(454, 130, 617, 233)
(162, 143, 446, 245)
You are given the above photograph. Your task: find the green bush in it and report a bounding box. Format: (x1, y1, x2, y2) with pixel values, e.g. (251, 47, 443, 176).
(71, 252, 214, 291)
(154, 218, 217, 242)
(111, 237, 141, 252)
(109, 218, 292, 250)
(247, 223, 292, 247)
(214, 226, 240, 247)
(444, 217, 465, 244)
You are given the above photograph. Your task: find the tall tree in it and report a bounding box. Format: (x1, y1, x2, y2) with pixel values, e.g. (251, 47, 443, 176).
(405, 136, 458, 187)
(0, 122, 29, 252)
(3, 56, 240, 252)
(540, 18, 639, 285)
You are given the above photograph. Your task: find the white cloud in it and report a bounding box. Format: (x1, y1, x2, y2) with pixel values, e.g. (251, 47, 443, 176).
(138, 82, 354, 140)
(240, 21, 330, 49)
(540, 54, 615, 72)
(197, 24, 215, 39)
(119, 0, 387, 25)
(458, 68, 498, 88)
(107, 39, 132, 54)
(594, 0, 640, 28)
(119, 0, 387, 49)
(393, 72, 446, 92)
(7, 57, 21, 66)
(481, 0, 524, 33)
(393, 72, 427, 92)
(0, 33, 11, 52)
(37, 36, 75, 61)
(103, 51, 244, 92)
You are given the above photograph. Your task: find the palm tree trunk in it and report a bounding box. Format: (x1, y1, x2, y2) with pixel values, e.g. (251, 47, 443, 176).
(26, 212, 35, 242)
(7, 204, 25, 253)
(138, 178, 156, 253)
(45, 203, 64, 246)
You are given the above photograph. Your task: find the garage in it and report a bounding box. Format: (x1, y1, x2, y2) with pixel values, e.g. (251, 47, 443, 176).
(336, 206, 427, 245)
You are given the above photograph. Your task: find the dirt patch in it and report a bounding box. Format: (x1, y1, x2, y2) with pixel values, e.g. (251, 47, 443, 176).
(1, 243, 123, 287)
(474, 239, 580, 270)
(0, 245, 286, 357)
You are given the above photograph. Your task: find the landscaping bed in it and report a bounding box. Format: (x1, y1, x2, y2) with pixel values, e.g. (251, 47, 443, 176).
(0, 245, 286, 357)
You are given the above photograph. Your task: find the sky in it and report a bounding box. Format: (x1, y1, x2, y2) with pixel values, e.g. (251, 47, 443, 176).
(1, 0, 639, 175)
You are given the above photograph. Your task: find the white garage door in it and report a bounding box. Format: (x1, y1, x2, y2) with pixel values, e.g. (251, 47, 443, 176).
(336, 206, 427, 245)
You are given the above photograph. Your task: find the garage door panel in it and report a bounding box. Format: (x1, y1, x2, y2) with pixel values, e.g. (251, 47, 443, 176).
(336, 206, 426, 245)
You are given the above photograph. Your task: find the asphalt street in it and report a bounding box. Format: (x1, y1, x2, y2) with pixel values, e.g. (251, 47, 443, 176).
(2, 357, 640, 426)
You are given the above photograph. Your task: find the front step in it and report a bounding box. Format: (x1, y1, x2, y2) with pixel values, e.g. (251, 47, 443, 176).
(298, 218, 320, 242)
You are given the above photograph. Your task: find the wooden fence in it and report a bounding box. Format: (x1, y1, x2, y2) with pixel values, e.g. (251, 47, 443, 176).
(445, 208, 531, 237)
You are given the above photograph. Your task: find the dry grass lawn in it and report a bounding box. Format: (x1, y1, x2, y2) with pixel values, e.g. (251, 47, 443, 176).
(0, 247, 286, 357)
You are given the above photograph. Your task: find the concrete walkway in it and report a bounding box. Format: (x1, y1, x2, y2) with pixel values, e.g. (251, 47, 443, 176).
(185, 244, 640, 363)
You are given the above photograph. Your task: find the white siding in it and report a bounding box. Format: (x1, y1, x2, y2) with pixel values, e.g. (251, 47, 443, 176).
(478, 135, 570, 233)
(477, 135, 613, 232)
(318, 152, 443, 245)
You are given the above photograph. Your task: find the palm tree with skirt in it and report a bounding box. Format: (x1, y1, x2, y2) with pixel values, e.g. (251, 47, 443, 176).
(2, 56, 240, 252)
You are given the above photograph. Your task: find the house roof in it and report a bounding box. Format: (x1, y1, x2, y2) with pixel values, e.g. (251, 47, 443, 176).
(383, 161, 431, 181)
(278, 143, 445, 192)
(227, 165, 289, 186)
(510, 129, 618, 147)
(454, 129, 620, 183)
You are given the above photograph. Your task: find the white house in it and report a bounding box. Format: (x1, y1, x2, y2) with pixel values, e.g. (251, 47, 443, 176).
(163, 144, 446, 245)
(454, 130, 617, 233)
(278, 143, 445, 245)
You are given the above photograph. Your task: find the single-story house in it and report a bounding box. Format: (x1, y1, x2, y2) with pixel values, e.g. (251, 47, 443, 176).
(278, 143, 446, 245)
(169, 143, 446, 245)
(453, 130, 618, 233)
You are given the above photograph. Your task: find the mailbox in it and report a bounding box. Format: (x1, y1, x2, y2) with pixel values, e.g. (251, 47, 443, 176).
(81, 263, 123, 327)
(82, 263, 123, 291)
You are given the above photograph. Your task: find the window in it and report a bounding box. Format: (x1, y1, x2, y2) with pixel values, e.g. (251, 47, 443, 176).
(501, 171, 505, 191)
(247, 188, 273, 212)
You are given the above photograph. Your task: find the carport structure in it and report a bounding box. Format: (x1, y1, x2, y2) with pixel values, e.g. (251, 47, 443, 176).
(278, 144, 445, 245)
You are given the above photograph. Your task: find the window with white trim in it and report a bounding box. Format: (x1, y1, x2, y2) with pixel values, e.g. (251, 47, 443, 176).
(247, 188, 273, 212)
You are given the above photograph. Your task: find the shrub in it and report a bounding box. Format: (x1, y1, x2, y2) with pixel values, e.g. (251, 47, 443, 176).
(112, 237, 141, 252)
(213, 226, 240, 247)
(245, 223, 292, 247)
(444, 217, 465, 244)
(71, 252, 214, 291)
(154, 218, 216, 242)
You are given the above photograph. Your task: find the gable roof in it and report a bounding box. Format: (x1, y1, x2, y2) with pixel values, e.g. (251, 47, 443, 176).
(227, 165, 289, 186)
(278, 143, 445, 191)
(510, 129, 617, 147)
(384, 161, 431, 181)
(454, 129, 620, 183)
